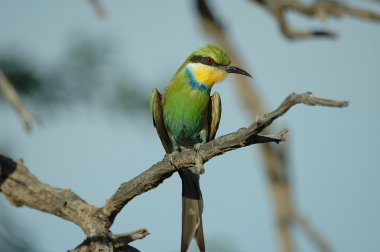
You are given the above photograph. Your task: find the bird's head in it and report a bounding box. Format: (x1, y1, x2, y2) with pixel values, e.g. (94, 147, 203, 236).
(185, 44, 252, 89)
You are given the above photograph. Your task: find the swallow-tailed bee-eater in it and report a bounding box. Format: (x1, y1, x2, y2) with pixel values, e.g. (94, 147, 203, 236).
(150, 44, 252, 252)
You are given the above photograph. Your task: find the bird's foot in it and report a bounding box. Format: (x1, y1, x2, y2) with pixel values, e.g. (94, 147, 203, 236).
(194, 143, 205, 175)
(166, 150, 180, 169)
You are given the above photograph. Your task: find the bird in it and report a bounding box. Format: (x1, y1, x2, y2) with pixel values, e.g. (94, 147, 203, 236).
(150, 44, 252, 252)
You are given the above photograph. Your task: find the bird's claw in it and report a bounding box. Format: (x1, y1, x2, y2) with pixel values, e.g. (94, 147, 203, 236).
(166, 151, 180, 169)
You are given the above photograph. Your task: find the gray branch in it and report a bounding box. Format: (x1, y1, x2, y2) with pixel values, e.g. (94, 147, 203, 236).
(0, 92, 348, 251)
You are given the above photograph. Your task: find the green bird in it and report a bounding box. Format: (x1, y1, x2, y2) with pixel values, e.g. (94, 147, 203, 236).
(150, 44, 252, 252)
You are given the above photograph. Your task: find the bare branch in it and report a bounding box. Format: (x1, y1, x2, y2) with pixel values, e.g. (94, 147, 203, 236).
(0, 155, 148, 251)
(69, 237, 114, 252)
(0, 155, 102, 236)
(69, 229, 148, 252)
(254, 129, 289, 144)
(251, 0, 380, 39)
(255, 92, 348, 131)
(99, 92, 347, 223)
(274, 7, 337, 39)
(0, 69, 38, 131)
(99, 131, 287, 223)
(0, 92, 347, 250)
(112, 229, 150, 249)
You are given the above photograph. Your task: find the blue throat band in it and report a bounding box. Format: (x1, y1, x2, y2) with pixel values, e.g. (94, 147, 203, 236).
(186, 68, 211, 93)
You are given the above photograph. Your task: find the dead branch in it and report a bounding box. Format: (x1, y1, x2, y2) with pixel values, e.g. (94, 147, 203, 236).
(69, 228, 149, 252)
(0, 69, 37, 132)
(0, 156, 104, 236)
(251, 0, 380, 39)
(99, 128, 289, 223)
(0, 92, 347, 251)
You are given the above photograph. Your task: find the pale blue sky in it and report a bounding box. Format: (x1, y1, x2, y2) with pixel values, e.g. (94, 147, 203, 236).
(0, 1, 380, 251)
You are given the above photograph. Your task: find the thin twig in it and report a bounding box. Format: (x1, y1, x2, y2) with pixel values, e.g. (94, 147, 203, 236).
(251, 0, 380, 39)
(294, 213, 331, 252)
(0, 69, 38, 132)
(112, 228, 150, 249)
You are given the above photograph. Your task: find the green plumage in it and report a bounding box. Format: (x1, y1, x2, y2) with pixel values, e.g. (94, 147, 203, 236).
(163, 72, 210, 147)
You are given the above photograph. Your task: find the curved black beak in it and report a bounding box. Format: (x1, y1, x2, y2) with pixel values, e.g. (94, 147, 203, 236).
(224, 65, 252, 78)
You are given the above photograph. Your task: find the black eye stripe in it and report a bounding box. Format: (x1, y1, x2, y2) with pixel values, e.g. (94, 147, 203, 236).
(190, 55, 205, 63)
(190, 55, 226, 67)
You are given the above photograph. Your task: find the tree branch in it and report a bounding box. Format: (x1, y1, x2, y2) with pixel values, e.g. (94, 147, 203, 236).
(112, 229, 150, 249)
(99, 92, 347, 223)
(0, 92, 348, 251)
(99, 128, 288, 223)
(0, 69, 38, 132)
(251, 0, 380, 39)
(0, 156, 102, 236)
(69, 228, 149, 252)
(255, 92, 348, 131)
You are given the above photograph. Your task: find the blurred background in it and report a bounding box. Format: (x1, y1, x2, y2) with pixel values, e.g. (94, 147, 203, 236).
(0, 1, 379, 251)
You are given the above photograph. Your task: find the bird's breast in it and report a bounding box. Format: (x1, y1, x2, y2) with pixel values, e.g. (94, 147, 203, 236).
(163, 89, 210, 146)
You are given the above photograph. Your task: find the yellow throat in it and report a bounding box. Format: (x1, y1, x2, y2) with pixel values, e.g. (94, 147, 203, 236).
(188, 63, 227, 88)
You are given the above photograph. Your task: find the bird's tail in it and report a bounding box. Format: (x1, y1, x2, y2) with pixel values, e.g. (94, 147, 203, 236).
(179, 168, 205, 252)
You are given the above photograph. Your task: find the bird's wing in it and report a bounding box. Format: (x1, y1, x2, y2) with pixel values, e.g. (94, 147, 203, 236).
(150, 88, 173, 154)
(208, 92, 222, 141)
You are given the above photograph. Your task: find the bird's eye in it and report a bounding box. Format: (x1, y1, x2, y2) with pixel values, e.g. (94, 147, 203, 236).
(204, 57, 213, 65)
